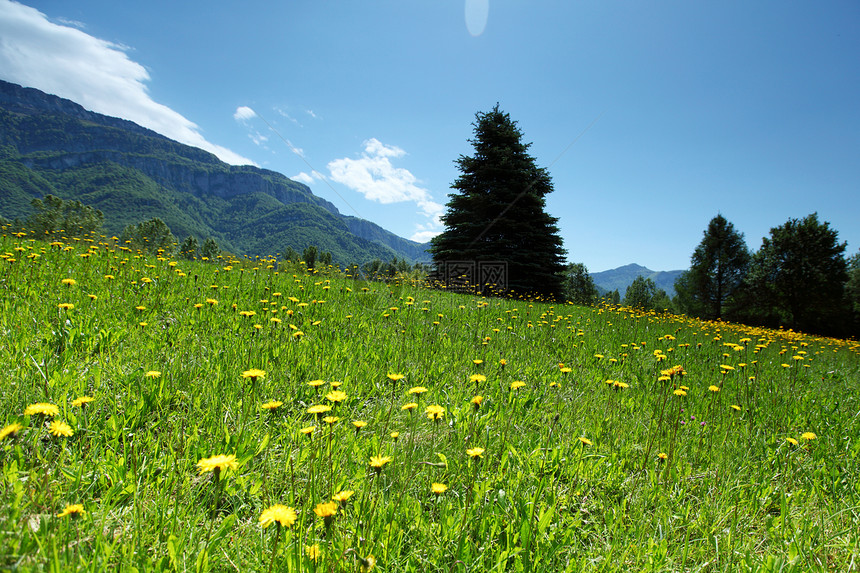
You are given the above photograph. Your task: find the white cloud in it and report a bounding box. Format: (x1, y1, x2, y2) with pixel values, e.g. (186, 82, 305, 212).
(292, 171, 325, 186)
(328, 139, 445, 236)
(328, 138, 439, 208)
(249, 131, 268, 146)
(292, 172, 315, 185)
(0, 0, 255, 166)
(410, 222, 442, 243)
(305, 109, 317, 119)
(410, 230, 441, 243)
(275, 107, 300, 125)
(233, 106, 257, 121)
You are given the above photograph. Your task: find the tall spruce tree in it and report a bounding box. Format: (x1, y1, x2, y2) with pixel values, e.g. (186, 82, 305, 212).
(673, 214, 750, 319)
(430, 105, 566, 298)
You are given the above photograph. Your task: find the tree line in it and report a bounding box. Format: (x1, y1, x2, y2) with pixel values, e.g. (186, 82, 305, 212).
(563, 213, 858, 337)
(4, 195, 431, 282)
(673, 213, 858, 337)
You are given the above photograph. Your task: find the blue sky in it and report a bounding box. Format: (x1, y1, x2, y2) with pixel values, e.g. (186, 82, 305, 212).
(1, 0, 858, 272)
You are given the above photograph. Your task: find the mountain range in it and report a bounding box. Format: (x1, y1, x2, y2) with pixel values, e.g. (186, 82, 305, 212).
(590, 263, 684, 297)
(0, 79, 430, 265)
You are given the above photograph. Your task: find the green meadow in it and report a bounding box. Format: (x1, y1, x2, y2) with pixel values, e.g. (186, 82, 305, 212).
(1, 230, 858, 572)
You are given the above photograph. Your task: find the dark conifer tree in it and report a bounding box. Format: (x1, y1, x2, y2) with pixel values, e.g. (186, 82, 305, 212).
(674, 214, 750, 319)
(430, 105, 566, 298)
(743, 213, 848, 334)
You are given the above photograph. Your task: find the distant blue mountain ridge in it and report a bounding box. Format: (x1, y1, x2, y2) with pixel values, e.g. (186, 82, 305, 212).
(590, 263, 684, 298)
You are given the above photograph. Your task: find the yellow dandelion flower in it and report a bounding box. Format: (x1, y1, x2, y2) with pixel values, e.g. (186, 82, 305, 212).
(402, 402, 418, 412)
(369, 455, 393, 470)
(307, 404, 331, 416)
(469, 374, 486, 383)
(71, 396, 94, 407)
(387, 373, 405, 382)
(56, 504, 86, 518)
(786, 437, 799, 446)
(352, 420, 367, 430)
(261, 400, 282, 411)
(197, 454, 238, 475)
(24, 403, 59, 417)
(730, 404, 742, 411)
(425, 404, 445, 420)
(323, 416, 339, 425)
(657, 452, 668, 461)
(431, 482, 448, 495)
(242, 369, 266, 380)
(48, 420, 73, 437)
(314, 501, 338, 518)
(578, 437, 592, 446)
(466, 446, 485, 458)
(708, 385, 720, 392)
(332, 490, 354, 505)
(801, 432, 817, 441)
(61, 278, 77, 286)
(145, 371, 161, 378)
(1, 423, 23, 441)
(673, 389, 687, 397)
(510, 380, 526, 390)
(57, 303, 74, 310)
(471, 395, 483, 409)
(300, 425, 316, 436)
(325, 390, 347, 403)
(308, 379, 326, 388)
(259, 504, 297, 528)
(407, 386, 428, 395)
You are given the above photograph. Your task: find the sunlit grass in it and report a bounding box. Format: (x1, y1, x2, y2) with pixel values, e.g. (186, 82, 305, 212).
(1, 228, 859, 572)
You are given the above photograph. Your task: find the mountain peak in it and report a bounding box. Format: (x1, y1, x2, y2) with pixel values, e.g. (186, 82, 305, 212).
(590, 263, 685, 297)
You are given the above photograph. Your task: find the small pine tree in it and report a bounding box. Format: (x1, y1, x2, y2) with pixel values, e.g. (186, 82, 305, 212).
(121, 218, 176, 255)
(563, 263, 598, 306)
(201, 238, 220, 261)
(179, 235, 200, 260)
(303, 246, 318, 269)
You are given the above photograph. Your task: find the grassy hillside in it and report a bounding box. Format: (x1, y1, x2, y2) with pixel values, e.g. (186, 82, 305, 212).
(1, 227, 858, 571)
